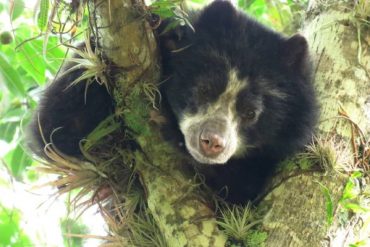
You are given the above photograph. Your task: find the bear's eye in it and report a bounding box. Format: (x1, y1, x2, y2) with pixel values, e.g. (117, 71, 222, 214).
(242, 110, 256, 120)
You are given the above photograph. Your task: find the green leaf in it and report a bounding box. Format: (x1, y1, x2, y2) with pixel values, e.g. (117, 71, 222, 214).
(150, 0, 184, 18)
(0, 105, 27, 142)
(245, 0, 267, 18)
(83, 115, 120, 151)
(188, 0, 206, 4)
(15, 39, 46, 84)
(316, 181, 334, 226)
(238, 0, 256, 10)
(349, 240, 368, 247)
(14, 26, 65, 82)
(0, 207, 33, 246)
(0, 209, 19, 246)
(5, 145, 33, 180)
(0, 41, 17, 62)
(342, 203, 369, 213)
(351, 170, 363, 178)
(37, 0, 49, 31)
(26, 169, 40, 182)
(11, 0, 25, 20)
(1, 106, 26, 123)
(0, 122, 18, 142)
(340, 172, 362, 202)
(0, 53, 25, 97)
(44, 37, 66, 75)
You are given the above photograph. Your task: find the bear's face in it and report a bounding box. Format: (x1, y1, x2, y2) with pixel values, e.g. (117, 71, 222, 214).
(174, 67, 267, 164)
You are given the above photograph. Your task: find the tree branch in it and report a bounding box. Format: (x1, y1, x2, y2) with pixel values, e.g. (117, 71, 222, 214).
(89, 0, 227, 245)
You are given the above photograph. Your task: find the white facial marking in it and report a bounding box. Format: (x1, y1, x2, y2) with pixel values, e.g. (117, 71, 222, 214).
(179, 69, 247, 164)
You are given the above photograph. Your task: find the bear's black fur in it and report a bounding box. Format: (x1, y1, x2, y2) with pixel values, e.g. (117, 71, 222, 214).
(160, 1, 317, 203)
(26, 44, 113, 159)
(27, 1, 318, 204)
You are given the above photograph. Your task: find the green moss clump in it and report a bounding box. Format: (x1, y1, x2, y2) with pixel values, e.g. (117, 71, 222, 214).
(244, 230, 268, 247)
(122, 92, 151, 135)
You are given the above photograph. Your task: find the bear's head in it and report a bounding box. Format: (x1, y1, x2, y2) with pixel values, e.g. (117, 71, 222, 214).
(160, 1, 316, 165)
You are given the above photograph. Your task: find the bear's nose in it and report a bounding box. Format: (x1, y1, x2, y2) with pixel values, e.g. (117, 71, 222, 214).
(200, 133, 226, 156)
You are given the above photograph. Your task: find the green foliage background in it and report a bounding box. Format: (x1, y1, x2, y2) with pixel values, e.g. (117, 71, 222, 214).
(0, 0, 307, 246)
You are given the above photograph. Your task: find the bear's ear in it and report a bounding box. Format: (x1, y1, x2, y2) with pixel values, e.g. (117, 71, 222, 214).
(282, 34, 309, 70)
(196, 0, 237, 29)
(158, 20, 193, 52)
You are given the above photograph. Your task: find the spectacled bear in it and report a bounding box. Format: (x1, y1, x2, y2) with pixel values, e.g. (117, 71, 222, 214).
(27, 0, 318, 204)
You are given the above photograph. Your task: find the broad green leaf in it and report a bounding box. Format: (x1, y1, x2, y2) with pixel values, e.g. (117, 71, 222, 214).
(5, 145, 32, 180)
(44, 37, 66, 75)
(0, 53, 25, 97)
(0, 100, 29, 144)
(10, 0, 25, 20)
(15, 39, 46, 84)
(0, 122, 18, 142)
(0, 41, 17, 63)
(15, 26, 65, 82)
(15, 68, 39, 90)
(1, 107, 26, 123)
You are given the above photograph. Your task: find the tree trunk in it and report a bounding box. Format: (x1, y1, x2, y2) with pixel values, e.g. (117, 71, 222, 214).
(88, 0, 370, 246)
(261, 0, 370, 246)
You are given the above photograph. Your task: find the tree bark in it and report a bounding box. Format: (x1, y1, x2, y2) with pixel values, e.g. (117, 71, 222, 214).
(261, 0, 370, 246)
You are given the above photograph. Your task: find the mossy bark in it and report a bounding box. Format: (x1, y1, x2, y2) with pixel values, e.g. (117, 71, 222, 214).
(90, 0, 226, 246)
(260, 0, 370, 246)
(305, 0, 370, 137)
